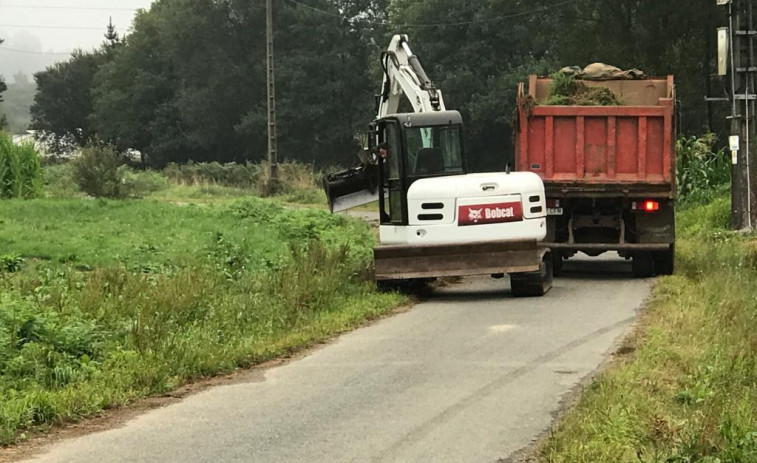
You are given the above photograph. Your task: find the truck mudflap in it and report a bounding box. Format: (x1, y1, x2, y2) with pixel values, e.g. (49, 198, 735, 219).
(373, 239, 544, 281)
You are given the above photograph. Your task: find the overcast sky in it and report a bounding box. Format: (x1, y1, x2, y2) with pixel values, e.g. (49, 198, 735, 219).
(0, 0, 155, 80)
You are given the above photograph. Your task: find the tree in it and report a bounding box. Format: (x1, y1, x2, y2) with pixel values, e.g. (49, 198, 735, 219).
(30, 50, 106, 150)
(93, 0, 263, 166)
(272, 0, 390, 166)
(91, 0, 386, 167)
(104, 17, 120, 47)
(532, 0, 726, 135)
(387, 0, 556, 171)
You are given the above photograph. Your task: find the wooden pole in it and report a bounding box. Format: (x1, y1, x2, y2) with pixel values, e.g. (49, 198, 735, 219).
(266, 0, 279, 191)
(729, 0, 757, 230)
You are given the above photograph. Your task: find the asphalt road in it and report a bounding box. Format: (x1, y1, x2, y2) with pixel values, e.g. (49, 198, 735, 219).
(23, 254, 652, 463)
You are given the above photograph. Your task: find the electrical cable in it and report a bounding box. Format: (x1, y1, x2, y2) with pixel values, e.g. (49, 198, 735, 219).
(0, 4, 142, 11)
(285, 0, 573, 27)
(0, 46, 73, 55)
(0, 24, 108, 30)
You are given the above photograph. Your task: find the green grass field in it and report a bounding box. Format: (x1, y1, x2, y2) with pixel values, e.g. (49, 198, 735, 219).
(0, 196, 404, 445)
(540, 197, 757, 462)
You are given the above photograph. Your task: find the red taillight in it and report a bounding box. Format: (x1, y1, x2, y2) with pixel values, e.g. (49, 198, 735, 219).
(633, 200, 660, 212)
(643, 200, 660, 212)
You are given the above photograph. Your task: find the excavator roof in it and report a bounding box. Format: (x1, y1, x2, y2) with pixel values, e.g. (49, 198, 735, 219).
(379, 110, 463, 127)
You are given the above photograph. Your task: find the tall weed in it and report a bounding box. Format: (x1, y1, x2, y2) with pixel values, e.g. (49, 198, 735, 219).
(163, 161, 262, 189)
(163, 161, 325, 204)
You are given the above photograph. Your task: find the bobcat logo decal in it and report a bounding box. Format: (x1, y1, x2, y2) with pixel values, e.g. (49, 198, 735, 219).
(468, 208, 483, 223)
(458, 202, 523, 226)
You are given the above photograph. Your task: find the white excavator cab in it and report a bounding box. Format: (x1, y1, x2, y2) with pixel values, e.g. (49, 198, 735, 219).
(373, 111, 466, 225)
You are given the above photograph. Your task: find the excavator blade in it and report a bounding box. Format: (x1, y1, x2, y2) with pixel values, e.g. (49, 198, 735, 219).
(323, 164, 380, 213)
(373, 240, 543, 281)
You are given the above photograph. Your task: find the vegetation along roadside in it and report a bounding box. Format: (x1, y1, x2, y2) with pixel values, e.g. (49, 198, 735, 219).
(539, 137, 755, 462)
(0, 158, 405, 446)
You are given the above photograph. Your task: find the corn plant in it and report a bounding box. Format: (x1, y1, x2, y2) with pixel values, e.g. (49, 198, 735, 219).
(0, 133, 42, 199)
(676, 134, 730, 205)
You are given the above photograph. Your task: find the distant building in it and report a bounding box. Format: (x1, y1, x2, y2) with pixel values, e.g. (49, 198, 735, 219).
(11, 131, 35, 145)
(11, 130, 56, 158)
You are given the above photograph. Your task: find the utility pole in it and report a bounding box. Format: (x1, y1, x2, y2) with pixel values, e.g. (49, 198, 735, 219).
(716, 0, 757, 230)
(266, 0, 280, 194)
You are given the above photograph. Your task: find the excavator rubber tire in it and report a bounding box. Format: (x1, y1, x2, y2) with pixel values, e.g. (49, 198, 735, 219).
(510, 253, 554, 297)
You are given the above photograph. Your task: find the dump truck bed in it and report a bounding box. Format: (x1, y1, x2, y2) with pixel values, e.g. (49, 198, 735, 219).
(516, 75, 676, 198)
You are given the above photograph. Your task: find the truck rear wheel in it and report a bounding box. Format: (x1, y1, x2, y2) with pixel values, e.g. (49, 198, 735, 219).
(653, 244, 675, 275)
(632, 252, 655, 278)
(511, 253, 554, 297)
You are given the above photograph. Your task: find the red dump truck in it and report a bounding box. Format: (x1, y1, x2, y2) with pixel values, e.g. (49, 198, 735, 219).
(515, 75, 676, 277)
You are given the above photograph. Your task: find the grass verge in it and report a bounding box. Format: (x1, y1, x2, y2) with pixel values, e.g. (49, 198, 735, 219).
(0, 198, 405, 446)
(540, 197, 757, 462)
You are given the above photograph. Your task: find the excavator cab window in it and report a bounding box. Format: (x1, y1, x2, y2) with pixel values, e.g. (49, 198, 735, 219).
(376, 114, 466, 226)
(404, 125, 464, 177)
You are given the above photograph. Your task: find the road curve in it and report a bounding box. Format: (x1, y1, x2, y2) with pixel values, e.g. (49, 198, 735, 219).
(22, 255, 652, 463)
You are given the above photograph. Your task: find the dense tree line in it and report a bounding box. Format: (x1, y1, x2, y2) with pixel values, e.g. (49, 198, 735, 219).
(29, 0, 724, 169)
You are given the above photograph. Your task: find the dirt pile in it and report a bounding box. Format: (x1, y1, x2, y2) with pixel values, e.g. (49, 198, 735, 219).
(546, 72, 622, 106)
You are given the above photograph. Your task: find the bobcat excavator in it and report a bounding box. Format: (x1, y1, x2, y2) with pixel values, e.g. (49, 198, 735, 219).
(323, 35, 552, 296)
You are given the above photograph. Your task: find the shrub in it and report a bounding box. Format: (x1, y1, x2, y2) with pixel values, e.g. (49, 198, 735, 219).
(0, 133, 42, 199)
(72, 145, 124, 198)
(71, 145, 168, 199)
(118, 167, 169, 198)
(42, 164, 79, 198)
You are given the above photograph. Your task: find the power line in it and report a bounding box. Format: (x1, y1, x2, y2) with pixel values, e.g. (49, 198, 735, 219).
(0, 46, 73, 55)
(0, 24, 113, 31)
(0, 4, 141, 11)
(285, 0, 573, 27)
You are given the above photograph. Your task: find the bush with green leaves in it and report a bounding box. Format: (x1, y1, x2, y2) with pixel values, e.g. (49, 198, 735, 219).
(71, 144, 123, 198)
(0, 133, 42, 199)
